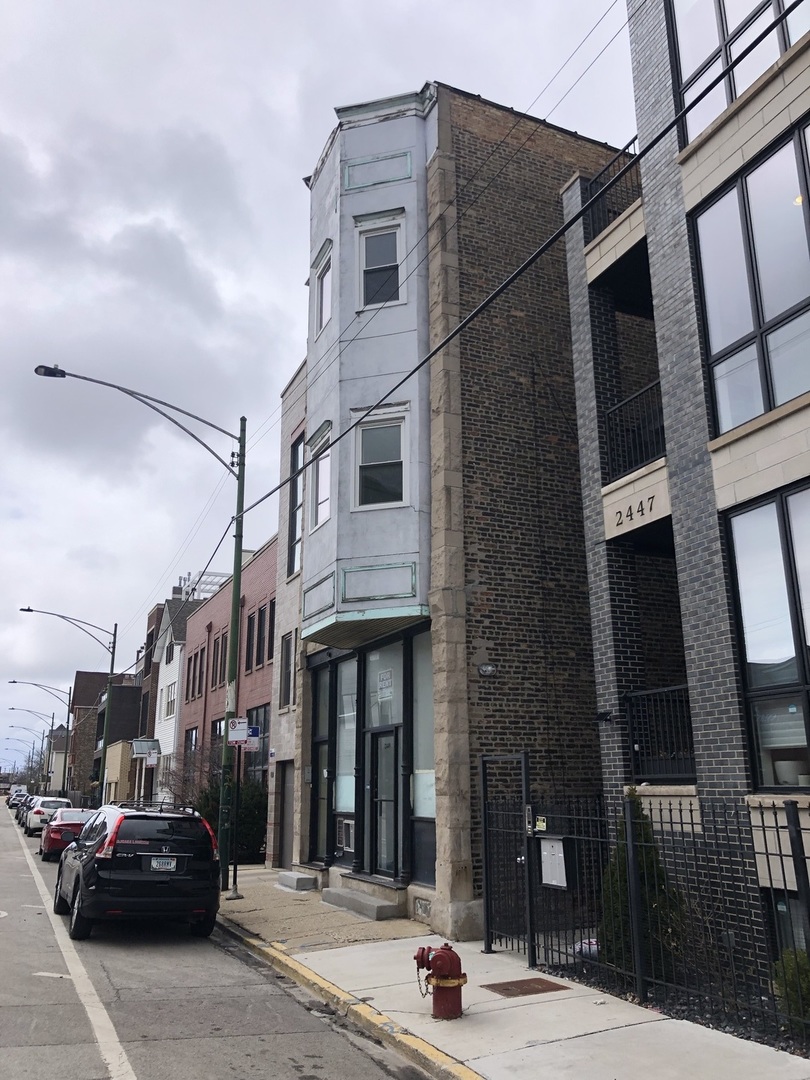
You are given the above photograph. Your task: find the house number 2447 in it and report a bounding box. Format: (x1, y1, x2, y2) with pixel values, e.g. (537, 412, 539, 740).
(615, 495, 655, 528)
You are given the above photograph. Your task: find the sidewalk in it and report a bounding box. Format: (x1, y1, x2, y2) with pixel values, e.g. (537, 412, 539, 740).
(218, 866, 810, 1080)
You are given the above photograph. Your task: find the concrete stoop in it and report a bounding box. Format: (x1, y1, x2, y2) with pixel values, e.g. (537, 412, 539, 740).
(322, 886, 405, 920)
(277, 871, 317, 891)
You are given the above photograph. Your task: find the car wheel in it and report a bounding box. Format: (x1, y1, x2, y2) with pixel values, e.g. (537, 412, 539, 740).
(53, 870, 70, 915)
(68, 885, 93, 941)
(190, 911, 217, 938)
(40, 847, 51, 862)
(23, 824, 30, 836)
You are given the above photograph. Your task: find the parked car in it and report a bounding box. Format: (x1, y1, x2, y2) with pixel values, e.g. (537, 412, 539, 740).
(8, 791, 27, 809)
(53, 803, 220, 940)
(16, 794, 37, 824)
(24, 797, 72, 836)
(39, 808, 94, 861)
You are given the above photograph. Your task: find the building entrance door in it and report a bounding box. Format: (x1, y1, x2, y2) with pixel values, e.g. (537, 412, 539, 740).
(371, 729, 397, 877)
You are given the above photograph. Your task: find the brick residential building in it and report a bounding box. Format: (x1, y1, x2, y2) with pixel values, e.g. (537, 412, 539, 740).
(271, 82, 622, 938)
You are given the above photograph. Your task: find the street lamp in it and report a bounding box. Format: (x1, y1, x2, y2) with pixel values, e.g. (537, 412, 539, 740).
(21, 607, 116, 804)
(9, 709, 55, 789)
(9, 682, 72, 794)
(34, 363, 246, 889)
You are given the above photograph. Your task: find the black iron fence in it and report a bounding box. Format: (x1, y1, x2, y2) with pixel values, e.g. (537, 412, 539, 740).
(605, 380, 665, 482)
(585, 137, 641, 243)
(625, 684, 695, 783)
(481, 753, 810, 1052)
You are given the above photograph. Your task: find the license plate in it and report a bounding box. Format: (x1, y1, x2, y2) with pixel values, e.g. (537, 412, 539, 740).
(150, 856, 176, 872)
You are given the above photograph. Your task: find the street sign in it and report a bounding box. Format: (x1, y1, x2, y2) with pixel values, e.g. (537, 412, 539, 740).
(244, 726, 260, 752)
(227, 717, 249, 744)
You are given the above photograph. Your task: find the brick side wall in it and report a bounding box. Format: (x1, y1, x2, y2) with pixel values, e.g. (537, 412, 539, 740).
(436, 88, 623, 896)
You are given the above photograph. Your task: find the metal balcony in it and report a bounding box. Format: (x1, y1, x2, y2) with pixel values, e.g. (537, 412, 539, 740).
(585, 137, 641, 243)
(625, 684, 695, 783)
(605, 380, 665, 483)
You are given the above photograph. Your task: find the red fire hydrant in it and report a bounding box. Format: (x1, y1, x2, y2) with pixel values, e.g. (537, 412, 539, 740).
(414, 943, 467, 1019)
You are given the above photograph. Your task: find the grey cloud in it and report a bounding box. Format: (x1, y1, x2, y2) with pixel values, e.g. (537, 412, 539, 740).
(104, 218, 223, 320)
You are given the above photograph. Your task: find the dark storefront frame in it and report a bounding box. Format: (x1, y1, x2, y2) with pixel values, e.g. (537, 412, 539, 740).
(306, 622, 435, 886)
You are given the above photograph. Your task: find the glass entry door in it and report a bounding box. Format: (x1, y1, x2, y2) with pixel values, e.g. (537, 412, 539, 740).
(371, 730, 397, 876)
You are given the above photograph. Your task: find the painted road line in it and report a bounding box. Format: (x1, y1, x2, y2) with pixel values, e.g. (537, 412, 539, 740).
(13, 825, 138, 1080)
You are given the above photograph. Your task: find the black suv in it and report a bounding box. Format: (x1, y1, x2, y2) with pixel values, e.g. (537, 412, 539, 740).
(53, 803, 220, 940)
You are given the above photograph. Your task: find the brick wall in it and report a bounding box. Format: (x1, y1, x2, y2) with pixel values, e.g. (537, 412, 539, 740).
(433, 87, 624, 897)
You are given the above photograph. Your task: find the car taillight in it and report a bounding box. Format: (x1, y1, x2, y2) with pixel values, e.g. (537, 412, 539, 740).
(33, 809, 45, 815)
(201, 817, 219, 862)
(95, 814, 124, 860)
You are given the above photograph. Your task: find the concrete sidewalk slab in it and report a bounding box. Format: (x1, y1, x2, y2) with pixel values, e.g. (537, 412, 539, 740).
(218, 867, 810, 1080)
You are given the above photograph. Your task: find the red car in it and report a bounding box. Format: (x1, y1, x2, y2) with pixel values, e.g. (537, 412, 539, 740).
(39, 808, 95, 861)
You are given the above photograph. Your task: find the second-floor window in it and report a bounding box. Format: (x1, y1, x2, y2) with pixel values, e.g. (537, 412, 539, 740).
(695, 123, 810, 434)
(280, 632, 293, 708)
(165, 682, 176, 718)
(316, 256, 332, 333)
(288, 435, 305, 576)
(256, 605, 267, 667)
(361, 227, 400, 306)
(184, 727, 198, 754)
(211, 638, 220, 689)
(357, 419, 405, 506)
(311, 442, 331, 528)
(245, 612, 256, 673)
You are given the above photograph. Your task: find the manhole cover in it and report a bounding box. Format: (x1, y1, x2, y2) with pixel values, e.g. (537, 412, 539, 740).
(480, 977, 568, 998)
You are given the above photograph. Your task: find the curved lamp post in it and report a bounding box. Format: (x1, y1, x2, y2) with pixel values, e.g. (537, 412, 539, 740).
(9, 682, 72, 793)
(34, 363, 246, 889)
(20, 607, 116, 803)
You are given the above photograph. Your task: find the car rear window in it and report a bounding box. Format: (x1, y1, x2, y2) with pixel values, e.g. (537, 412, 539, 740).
(116, 817, 211, 849)
(56, 810, 93, 822)
(40, 799, 70, 809)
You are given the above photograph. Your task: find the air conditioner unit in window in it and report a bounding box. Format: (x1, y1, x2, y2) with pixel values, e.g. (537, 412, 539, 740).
(336, 816, 355, 852)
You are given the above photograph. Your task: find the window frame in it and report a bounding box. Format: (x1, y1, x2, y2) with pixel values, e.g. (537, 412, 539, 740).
(279, 632, 293, 708)
(693, 122, 810, 435)
(315, 255, 332, 335)
(353, 410, 408, 510)
(245, 612, 256, 674)
(256, 605, 267, 669)
(165, 681, 177, 718)
(287, 434, 305, 577)
(728, 479, 810, 789)
(309, 437, 331, 531)
(356, 217, 406, 310)
(671, 0, 800, 145)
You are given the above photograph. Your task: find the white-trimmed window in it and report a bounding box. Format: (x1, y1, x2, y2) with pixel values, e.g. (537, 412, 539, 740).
(360, 224, 402, 307)
(316, 256, 332, 333)
(165, 681, 177, 718)
(355, 414, 407, 508)
(310, 441, 331, 529)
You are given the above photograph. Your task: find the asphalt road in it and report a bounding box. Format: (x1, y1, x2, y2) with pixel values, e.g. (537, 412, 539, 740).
(0, 806, 428, 1080)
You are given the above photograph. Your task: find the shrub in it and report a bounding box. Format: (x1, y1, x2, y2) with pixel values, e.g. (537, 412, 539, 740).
(597, 793, 682, 984)
(774, 948, 810, 1023)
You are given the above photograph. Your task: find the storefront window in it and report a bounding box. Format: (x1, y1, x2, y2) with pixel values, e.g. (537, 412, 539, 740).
(335, 661, 357, 813)
(365, 643, 403, 727)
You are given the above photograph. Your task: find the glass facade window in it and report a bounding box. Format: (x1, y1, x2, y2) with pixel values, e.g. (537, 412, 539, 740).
(308, 629, 435, 885)
(672, 1, 803, 143)
(695, 127, 810, 434)
(729, 483, 810, 787)
(279, 632, 293, 708)
(256, 605, 266, 667)
(335, 661, 356, 813)
(245, 704, 270, 788)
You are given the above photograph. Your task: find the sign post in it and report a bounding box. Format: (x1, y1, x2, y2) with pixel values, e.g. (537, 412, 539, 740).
(225, 719, 248, 901)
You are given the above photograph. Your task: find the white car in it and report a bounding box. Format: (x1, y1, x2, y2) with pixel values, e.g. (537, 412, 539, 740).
(25, 797, 72, 836)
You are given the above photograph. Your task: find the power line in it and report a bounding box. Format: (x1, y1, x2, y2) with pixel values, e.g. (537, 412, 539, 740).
(239, 0, 798, 522)
(246, 0, 637, 453)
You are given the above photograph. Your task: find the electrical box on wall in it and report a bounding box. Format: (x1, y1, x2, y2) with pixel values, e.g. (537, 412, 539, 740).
(538, 835, 575, 889)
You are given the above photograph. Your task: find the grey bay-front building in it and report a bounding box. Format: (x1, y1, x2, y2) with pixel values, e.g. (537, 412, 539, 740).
(563, 2, 810, 824)
(271, 82, 621, 937)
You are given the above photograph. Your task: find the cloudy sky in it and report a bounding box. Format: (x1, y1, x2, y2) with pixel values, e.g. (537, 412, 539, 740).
(0, 0, 635, 769)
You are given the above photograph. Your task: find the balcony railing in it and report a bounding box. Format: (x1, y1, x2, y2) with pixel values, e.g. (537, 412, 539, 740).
(605, 380, 665, 483)
(585, 137, 640, 244)
(625, 684, 695, 783)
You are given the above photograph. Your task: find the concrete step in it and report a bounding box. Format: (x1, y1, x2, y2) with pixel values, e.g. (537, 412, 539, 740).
(322, 887, 404, 920)
(278, 871, 317, 891)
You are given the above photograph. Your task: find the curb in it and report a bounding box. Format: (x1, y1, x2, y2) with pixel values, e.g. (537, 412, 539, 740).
(216, 914, 482, 1080)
